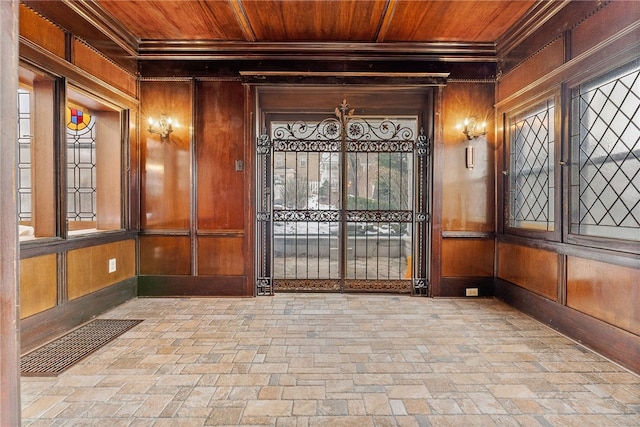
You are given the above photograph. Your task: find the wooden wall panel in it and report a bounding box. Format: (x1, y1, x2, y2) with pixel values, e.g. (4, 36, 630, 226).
(198, 236, 245, 276)
(32, 79, 56, 237)
(19, 4, 65, 58)
(20, 254, 57, 319)
(442, 238, 494, 277)
(139, 235, 191, 275)
(73, 40, 137, 97)
(497, 242, 557, 301)
(497, 37, 564, 102)
(197, 81, 245, 230)
(67, 240, 135, 300)
(571, 2, 640, 60)
(567, 257, 640, 336)
(140, 80, 192, 230)
(96, 110, 122, 230)
(441, 82, 495, 232)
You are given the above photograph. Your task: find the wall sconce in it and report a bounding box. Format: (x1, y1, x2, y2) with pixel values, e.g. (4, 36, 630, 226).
(456, 116, 487, 169)
(460, 116, 486, 140)
(147, 114, 173, 139)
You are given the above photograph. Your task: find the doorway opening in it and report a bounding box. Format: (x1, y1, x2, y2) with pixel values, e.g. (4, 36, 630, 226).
(256, 97, 431, 295)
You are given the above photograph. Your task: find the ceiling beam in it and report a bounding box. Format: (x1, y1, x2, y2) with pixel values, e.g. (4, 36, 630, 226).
(230, 0, 256, 42)
(375, 0, 397, 43)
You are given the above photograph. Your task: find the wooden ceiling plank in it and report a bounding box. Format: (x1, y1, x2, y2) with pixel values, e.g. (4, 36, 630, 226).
(375, 0, 397, 43)
(230, 0, 256, 42)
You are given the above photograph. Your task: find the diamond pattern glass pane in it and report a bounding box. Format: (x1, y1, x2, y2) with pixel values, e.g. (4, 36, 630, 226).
(508, 100, 555, 231)
(570, 61, 640, 241)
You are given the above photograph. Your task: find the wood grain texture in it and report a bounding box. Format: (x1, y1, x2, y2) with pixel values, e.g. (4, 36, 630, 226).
(571, 1, 639, 60)
(19, 254, 57, 319)
(567, 256, 640, 336)
(497, 242, 558, 301)
(19, 4, 65, 58)
(197, 236, 245, 276)
(95, 110, 122, 230)
(196, 81, 245, 230)
(386, 1, 535, 43)
(32, 79, 56, 238)
(94, 0, 534, 44)
(442, 238, 494, 277)
(73, 40, 137, 97)
(138, 275, 247, 297)
(67, 240, 136, 300)
(140, 80, 192, 230)
(98, 0, 245, 41)
(441, 82, 495, 233)
(139, 235, 191, 275)
(497, 36, 564, 101)
(243, 0, 387, 42)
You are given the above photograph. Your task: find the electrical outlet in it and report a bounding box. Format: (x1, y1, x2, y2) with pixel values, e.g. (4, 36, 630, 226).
(108, 258, 116, 273)
(465, 287, 479, 297)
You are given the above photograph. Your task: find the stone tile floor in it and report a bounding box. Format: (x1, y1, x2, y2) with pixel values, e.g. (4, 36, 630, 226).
(21, 294, 640, 426)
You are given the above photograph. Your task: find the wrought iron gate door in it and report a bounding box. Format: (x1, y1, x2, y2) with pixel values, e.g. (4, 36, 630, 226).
(256, 100, 429, 295)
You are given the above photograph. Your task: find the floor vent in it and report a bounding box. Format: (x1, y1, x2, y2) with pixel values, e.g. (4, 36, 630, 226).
(21, 319, 142, 376)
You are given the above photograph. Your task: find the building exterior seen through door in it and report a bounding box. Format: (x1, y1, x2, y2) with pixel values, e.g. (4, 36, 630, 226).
(256, 98, 430, 295)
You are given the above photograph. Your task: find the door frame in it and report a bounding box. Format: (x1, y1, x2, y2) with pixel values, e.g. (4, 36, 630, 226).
(249, 85, 442, 296)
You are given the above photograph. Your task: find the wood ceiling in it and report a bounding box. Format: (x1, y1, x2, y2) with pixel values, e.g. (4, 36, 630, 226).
(94, 0, 535, 44)
(21, 0, 570, 77)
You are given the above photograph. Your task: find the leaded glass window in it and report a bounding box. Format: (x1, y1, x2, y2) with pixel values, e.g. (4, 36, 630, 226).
(570, 61, 640, 241)
(67, 106, 97, 222)
(508, 100, 555, 231)
(18, 88, 32, 222)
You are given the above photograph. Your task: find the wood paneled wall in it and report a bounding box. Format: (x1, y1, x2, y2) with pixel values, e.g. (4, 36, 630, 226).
(19, 254, 57, 319)
(67, 240, 136, 300)
(139, 79, 250, 295)
(18, 6, 140, 353)
(437, 81, 496, 296)
(19, 4, 65, 58)
(140, 80, 192, 230)
(196, 81, 246, 278)
(495, 1, 640, 373)
(567, 257, 640, 336)
(497, 243, 558, 301)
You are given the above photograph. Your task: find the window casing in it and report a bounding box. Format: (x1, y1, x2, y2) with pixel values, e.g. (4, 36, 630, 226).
(17, 68, 126, 242)
(66, 86, 124, 235)
(570, 60, 640, 244)
(506, 98, 557, 235)
(17, 66, 57, 241)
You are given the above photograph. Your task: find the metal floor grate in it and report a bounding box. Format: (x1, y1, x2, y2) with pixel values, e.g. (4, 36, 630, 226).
(21, 319, 142, 376)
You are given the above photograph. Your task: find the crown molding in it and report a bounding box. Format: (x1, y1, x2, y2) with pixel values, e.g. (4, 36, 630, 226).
(61, 0, 139, 57)
(137, 40, 497, 62)
(496, 0, 570, 58)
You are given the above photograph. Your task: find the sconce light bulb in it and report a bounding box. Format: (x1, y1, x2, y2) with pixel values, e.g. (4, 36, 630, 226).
(148, 117, 154, 125)
(481, 121, 486, 130)
(167, 117, 173, 125)
(464, 118, 469, 126)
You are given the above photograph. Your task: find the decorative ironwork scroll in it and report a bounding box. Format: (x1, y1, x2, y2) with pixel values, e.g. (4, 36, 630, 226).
(346, 210, 413, 222)
(273, 210, 341, 222)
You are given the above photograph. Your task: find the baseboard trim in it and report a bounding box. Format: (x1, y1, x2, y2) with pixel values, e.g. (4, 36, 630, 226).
(439, 277, 494, 297)
(138, 275, 248, 297)
(20, 277, 137, 354)
(494, 278, 640, 375)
